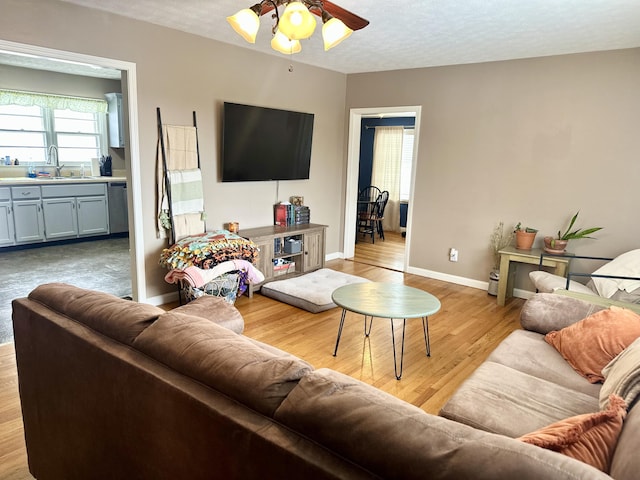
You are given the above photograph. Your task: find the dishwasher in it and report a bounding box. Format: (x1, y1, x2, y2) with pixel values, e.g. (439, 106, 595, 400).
(107, 182, 129, 234)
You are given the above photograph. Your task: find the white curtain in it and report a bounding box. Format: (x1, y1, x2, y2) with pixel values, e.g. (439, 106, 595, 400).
(371, 126, 403, 232)
(0, 89, 107, 113)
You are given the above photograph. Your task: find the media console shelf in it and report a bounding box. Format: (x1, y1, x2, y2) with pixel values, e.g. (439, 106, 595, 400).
(238, 223, 327, 297)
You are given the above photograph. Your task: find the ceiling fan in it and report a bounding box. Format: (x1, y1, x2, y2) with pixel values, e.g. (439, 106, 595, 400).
(227, 0, 369, 54)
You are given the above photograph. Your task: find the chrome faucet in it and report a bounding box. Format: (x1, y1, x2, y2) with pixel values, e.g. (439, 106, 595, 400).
(47, 145, 65, 177)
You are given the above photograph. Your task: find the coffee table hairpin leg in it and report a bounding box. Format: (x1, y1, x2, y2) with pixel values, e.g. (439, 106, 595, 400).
(391, 316, 431, 380)
(334, 311, 432, 380)
(333, 311, 373, 357)
(333, 309, 347, 356)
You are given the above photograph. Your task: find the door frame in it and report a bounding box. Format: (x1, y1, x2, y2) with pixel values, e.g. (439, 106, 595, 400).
(343, 105, 422, 272)
(0, 39, 146, 302)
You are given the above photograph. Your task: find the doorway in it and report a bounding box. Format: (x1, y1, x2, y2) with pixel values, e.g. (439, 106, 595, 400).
(343, 106, 422, 272)
(0, 41, 145, 300)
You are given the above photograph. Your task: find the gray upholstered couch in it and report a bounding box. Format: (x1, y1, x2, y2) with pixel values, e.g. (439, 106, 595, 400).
(13, 284, 636, 479)
(440, 292, 640, 479)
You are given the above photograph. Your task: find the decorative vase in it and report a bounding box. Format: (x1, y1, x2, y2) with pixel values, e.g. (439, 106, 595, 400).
(543, 236, 568, 254)
(515, 231, 536, 250)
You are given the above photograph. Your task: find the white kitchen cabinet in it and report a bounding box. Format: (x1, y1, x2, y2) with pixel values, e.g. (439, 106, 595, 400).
(0, 202, 14, 246)
(13, 200, 45, 244)
(77, 196, 109, 236)
(42, 197, 78, 240)
(105, 92, 125, 148)
(12, 186, 45, 244)
(0, 188, 14, 247)
(41, 183, 109, 238)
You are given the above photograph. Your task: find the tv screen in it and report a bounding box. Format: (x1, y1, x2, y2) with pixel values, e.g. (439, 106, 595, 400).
(221, 102, 314, 182)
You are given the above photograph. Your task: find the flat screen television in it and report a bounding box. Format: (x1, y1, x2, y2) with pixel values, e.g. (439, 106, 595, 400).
(221, 102, 314, 182)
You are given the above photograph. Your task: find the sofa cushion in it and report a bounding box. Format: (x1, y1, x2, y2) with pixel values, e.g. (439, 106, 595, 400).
(27, 283, 164, 345)
(170, 295, 244, 333)
(610, 403, 640, 480)
(545, 306, 640, 383)
(486, 330, 600, 398)
(518, 394, 627, 473)
(133, 311, 312, 416)
(274, 368, 608, 479)
(600, 337, 640, 409)
(439, 362, 599, 437)
(520, 293, 605, 334)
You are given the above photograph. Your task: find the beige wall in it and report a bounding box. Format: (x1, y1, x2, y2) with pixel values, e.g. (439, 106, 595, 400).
(347, 49, 640, 291)
(3, 0, 639, 300)
(1, 0, 348, 301)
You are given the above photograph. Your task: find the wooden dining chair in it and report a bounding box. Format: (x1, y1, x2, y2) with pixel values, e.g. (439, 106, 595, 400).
(373, 190, 389, 241)
(356, 186, 381, 243)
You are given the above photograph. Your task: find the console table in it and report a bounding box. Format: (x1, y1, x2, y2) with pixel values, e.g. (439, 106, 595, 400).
(497, 246, 572, 306)
(238, 223, 327, 296)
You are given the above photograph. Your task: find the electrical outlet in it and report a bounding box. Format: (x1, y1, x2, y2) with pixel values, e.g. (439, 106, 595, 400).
(449, 248, 458, 262)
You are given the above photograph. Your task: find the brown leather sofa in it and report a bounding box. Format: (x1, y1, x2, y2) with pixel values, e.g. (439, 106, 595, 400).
(12, 284, 624, 479)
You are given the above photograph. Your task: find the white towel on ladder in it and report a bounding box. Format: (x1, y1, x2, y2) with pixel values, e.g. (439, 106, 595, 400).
(167, 168, 204, 216)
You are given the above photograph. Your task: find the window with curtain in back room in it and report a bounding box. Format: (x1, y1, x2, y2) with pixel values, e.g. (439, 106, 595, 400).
(0, 89, 107, 166)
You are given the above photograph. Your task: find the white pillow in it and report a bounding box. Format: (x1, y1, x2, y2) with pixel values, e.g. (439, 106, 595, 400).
(592, 249, 640, 298)
(529, 270, 596, 294)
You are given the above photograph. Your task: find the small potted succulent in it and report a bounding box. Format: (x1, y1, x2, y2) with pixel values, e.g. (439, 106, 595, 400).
(543, 211, 603, 253)
(514, 222, 538, 250)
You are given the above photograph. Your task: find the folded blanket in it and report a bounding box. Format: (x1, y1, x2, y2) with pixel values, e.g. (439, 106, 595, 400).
(165, 259, 264, 288)
(600, 336, 640, 409)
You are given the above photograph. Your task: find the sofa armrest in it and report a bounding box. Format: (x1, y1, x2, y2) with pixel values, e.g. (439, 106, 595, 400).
(170, 296, 244, 334)
(519, 293, 606, 334)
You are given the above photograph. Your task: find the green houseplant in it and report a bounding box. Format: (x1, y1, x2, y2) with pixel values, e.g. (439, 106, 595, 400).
(514, 222, 538, 250)
(543, 211, 603, 253)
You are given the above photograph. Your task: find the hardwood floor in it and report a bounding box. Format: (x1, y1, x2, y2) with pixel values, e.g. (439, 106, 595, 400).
(0, 254, 524, 479)
(353, 230, 406, 271)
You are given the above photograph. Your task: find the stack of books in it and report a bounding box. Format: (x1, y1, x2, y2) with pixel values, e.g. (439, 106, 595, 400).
(274, 203, 310, 226)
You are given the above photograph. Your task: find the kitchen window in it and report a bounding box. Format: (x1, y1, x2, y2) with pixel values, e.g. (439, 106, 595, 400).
(0, 89, 108, 165)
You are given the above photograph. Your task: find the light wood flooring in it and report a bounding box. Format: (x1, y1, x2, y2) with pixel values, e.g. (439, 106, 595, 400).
(0, 253, 524, 480)
(353, 230, 406, 271)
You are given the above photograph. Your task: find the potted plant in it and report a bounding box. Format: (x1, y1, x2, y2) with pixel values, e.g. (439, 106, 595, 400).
(514, 222, 538, 250)
(543, 211, 603, 253)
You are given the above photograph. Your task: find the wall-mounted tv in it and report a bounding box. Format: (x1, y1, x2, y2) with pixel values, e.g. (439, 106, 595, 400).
(221, 102, 314, 182)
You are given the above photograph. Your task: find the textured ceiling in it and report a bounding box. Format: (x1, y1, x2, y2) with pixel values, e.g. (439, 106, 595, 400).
(7, 0, 640, 76)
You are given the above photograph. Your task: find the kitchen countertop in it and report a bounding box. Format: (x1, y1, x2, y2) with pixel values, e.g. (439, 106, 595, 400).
(0, 176, 127, 186)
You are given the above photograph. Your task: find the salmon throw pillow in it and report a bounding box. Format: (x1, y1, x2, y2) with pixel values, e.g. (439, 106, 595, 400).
(518, 395, 627, 473)
(545, 306, 640, 383)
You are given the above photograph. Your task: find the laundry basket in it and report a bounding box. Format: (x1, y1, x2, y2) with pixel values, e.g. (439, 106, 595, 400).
(180, 272, 241, 304)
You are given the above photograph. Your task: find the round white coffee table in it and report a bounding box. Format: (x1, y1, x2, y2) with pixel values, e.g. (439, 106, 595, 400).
(331, 282, 441, 379)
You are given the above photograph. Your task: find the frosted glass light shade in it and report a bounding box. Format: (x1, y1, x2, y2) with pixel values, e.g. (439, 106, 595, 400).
(322, 17, 353, 50)
(271, 30, 302, 54)
(278, 2, 316, 40)
(227, 8, 260, 43)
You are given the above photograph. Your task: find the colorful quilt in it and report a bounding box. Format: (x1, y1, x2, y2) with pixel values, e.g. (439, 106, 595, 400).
(159, 230, 258, 270)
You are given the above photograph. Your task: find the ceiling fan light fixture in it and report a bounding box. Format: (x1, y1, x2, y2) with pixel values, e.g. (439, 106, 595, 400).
(277, 1, 316, 40)
(227, 5, 261, 43)
(271, 30, 302, 54)
(322, 17, 352, 51)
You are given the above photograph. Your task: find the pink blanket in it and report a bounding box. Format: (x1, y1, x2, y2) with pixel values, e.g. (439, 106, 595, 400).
(165, 259, 264, 288)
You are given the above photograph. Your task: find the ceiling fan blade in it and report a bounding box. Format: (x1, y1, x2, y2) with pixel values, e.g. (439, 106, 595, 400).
(320, 0, 369, 31)
(258, 1, 369, 31)
(259, 3, 276, 16)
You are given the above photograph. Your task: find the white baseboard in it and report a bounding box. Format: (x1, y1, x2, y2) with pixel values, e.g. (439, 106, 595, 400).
(146, 291, 179, 306)
(147, 252, 537, 307)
